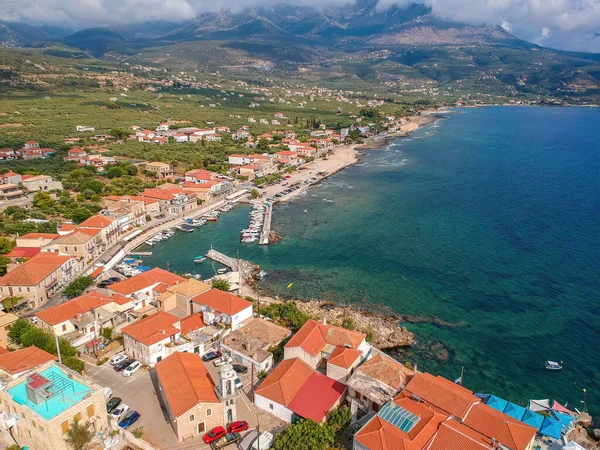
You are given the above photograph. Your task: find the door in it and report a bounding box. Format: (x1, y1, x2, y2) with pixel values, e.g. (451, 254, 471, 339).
(198, 422, 205, 434)
(227, 409, 233, 423)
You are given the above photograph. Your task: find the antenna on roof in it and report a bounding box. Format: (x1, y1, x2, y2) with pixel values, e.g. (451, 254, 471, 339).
(411, 393, 421, 402)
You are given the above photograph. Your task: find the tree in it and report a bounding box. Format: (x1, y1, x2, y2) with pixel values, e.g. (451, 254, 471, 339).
(258, 302, 310, 332)
(33, 192, 55, 210)
(0, 255, 12, 276)
(212, 279, 230, 291)
(251, 189, 260, 199)
(273, 420, 334, 450)
(326, 407, 352, 432)
(20, 327, 54, 351)
(65, 419, 93, 450)
(110, 128, 128, 140)
(8, 318, 32, 342)
(70, 207, 92, 224)
(105, 166, 123, 179)
(0, 236, 15, 254)
(64, 276, 94, 298)
(63, 357, 85, 373)
(6, 445, 21, 450)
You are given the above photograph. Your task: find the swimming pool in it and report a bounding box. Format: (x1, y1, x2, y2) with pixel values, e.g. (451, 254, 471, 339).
(8, 365, 93, 420)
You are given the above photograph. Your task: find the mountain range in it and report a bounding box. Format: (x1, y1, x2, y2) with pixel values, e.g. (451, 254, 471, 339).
(2, 1, 600, 97)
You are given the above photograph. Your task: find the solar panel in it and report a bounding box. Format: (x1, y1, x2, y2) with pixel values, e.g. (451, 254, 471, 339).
(378, 401, 420, 433)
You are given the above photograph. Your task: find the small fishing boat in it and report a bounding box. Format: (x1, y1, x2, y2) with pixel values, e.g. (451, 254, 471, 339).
(176, 225, 194, 233)
(194, 256, 206, 263)
(206, 217, 217, 222)
(144, 240, 155, 246)
(217, 268, 228, 274)
(545, 361, 563, 371)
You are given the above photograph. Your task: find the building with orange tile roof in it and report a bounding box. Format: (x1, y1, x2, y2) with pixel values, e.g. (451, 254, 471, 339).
(157, 278, 211, 315)
(353, 373, 537, 450)
(0, 253, 76, 308)
(108, 268, 185, 311)
(77, 214, 119, 247)
(191, 288, 253, 330)
(122, 311, 206, 365)
(0, 346, 57, 379)
(283, 319, 370, 371)
(43, 229, 103, 262)
(274, 151, 298, 165)
(347, 352, 415, 417)
(141, 187, 196, 215)
(155, 352, 225, 441)
(326, 346, 363, 383)
(255, 357, 346, 423)
(35, 290, 133, 347)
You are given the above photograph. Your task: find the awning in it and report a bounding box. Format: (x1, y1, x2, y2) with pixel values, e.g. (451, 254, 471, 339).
(528, 399, 551, 412)
(504, 402, 527, 421)
(552, 400, 574, 415)
(85, 339, 101, 349)
(521, 409, 544, 430)
(540, 417, 563, 440)
(90, 266, 104, 278)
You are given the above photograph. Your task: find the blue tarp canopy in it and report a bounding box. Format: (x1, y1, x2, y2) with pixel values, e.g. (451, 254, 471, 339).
(504, 402, 527, 421)
(540, 417, 563, 440)
(487, 395, 509, 413)
(521, 409, 545, 430)
(552, 411, 574, 428)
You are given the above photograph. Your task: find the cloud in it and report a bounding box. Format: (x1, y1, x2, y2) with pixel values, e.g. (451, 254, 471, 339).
(1, 0, 600, 52)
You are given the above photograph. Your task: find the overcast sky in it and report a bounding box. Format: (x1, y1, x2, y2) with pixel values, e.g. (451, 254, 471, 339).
(1, 0, 599, 53)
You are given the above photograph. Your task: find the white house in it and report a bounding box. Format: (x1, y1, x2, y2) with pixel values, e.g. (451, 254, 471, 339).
(190, 289, 253, 330)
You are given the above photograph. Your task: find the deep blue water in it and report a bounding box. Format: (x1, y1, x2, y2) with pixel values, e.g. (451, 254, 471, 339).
(143, 107, 600, 413)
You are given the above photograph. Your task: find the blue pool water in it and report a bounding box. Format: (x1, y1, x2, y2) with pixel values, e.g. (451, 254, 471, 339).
(8, 365, 92, 420)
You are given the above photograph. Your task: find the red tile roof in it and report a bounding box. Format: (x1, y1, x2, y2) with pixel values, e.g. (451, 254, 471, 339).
(0, 347, 8, 355)
(121, 311, 181, 346)
(36, 292, 113, 325)
(155, 353, 218, 417)
(284, 320, 365, 356)
(399, 372, 479, 420)
(180, 314, 206, 335)
(462, 403, 536, 450)
(327, 346, 362, 369)
(191, 289, 252, 316)
(78, 215, 115, 229)
(109, 268, 184, 296)
(0, 253, 72, 287)
(287, 371, 346, 422)
(18, 233, 59, 240)
(427, 420, 494, 450)
(0, 346, 57, 375)
(4, 247, 41, 258)
(255, 358, 313, 406)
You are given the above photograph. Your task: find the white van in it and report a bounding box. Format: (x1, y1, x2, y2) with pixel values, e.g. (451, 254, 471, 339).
(251, 431, 273, 450)
(103, 387, 112, 399)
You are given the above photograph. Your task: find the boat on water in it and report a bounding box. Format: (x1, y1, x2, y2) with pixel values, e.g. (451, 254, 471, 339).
(217, 268, 228, 274)
(545, 361, 563, 371)
(194, 256, 207, 263)
(144, 240, 155, 246)
(176, 225, 194, 233)
(206, 217, 217, 222)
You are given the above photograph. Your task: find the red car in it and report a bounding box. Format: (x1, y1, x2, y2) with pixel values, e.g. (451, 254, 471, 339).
(228, 420, 249, 433)
(203, 426, 226, 444)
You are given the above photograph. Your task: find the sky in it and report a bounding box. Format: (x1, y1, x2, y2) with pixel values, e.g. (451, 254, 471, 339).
(1, 0, 600, 53)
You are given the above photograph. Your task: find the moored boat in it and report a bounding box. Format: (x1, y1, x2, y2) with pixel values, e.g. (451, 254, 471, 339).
(545, 361, 563, 371)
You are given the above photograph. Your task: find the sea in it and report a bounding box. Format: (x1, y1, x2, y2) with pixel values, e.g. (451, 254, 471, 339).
(140, 106, 600, 414)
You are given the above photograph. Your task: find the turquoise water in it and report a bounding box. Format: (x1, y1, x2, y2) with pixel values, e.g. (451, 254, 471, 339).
(142, 107, 600, 413)
(8, 365, 92, 419)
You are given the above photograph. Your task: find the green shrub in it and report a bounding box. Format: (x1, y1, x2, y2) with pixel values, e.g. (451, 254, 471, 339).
(64, 276, 94, 298)
(63, 357, 85, 373)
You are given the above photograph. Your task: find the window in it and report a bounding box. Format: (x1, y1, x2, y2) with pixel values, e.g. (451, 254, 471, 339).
(355, 391, 361, 400)
(189, 414, 195, 422)
(61, 421, 69, 435)
(87, 405, 95, 418)
(74, 413, 82, 423)
(206, 409, 212, 417)
(198, 422, 205, 434)
(269, 404, 274, 410)
(372, 402, 380, 412)
(62, 324, 67, 332)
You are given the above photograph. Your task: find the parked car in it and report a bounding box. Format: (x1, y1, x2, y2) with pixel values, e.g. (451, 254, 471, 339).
(97, 279, 116, 288)
(107, 276, 121, 283)
(123, 361, 141, 377)
(203, 426, 227, 444)
(214, 356, 233, 367)
(202, 351, 222, 362)
(103, 387, 113, 399)
(114, 359, 134, 372)
(228, 421, 249, 434)
(111, 403, 129, 421)
(118, 411, 140, 429)
(234, 377, 244, 390)
(251, 431, 274, 450)
(106, 397, 122, 413)
(232, 364, 248, 374)
(109, 354, 127, 366)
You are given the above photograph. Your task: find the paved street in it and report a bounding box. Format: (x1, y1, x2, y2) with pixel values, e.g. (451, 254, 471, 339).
(85, 359, 285, 450)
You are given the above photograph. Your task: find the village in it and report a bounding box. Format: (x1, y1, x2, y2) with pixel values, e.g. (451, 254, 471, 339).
(0, 82, 593, 450)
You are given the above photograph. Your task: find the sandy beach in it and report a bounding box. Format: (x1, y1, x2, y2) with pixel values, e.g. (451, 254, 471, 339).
(261, 143, 360, 202)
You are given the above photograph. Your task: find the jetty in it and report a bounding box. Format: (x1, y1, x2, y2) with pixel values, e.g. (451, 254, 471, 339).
(206, 247, 241, 271)
(126, 251, 152, 256)
(259, 202, 273, 245)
